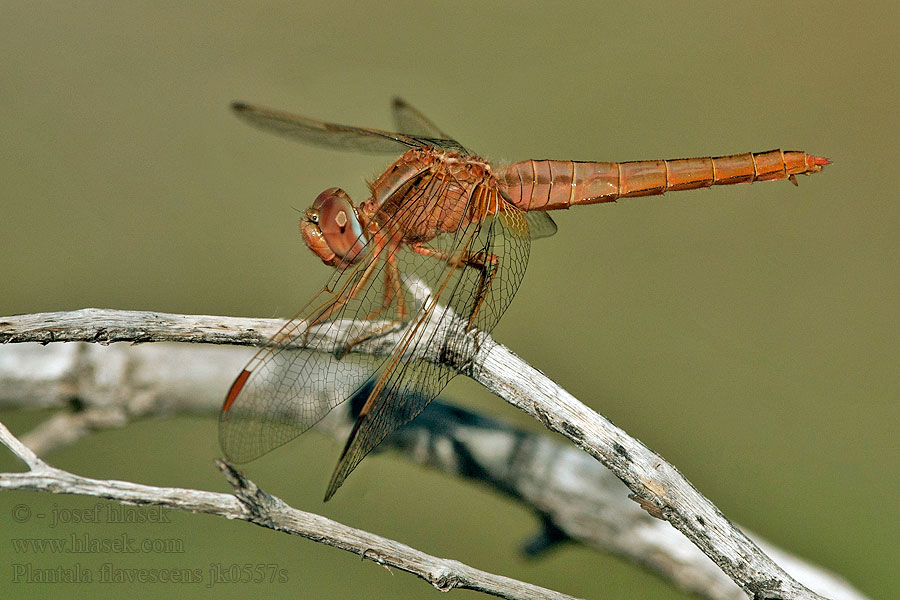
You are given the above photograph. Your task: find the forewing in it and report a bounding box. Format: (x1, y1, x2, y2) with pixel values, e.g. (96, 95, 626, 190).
(219, 234, 404, 463)
(323, 196, 531, 499)
(391, 97, 470, 154)
(218, 173, 491, 464)
(232, 101, 466, 154)
(220, 146, 530, 498)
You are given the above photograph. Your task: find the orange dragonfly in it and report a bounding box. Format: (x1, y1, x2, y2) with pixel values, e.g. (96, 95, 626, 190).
(219, 99, 829, 500)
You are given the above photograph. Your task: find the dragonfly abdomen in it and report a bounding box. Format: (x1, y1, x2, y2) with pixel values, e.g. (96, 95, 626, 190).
(500, 150, 829, 211)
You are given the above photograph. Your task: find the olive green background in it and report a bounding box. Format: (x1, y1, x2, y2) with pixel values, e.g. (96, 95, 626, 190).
(1, 2, 897, 598)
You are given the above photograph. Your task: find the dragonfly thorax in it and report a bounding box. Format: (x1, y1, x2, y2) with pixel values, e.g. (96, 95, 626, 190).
(301, 187, 368, 269)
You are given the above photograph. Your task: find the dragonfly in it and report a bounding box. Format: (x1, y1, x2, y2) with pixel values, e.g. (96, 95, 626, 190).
(219, 98, 829, 500)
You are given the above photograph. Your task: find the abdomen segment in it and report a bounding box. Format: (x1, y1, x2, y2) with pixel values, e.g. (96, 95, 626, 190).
(500, 150, 829, 211)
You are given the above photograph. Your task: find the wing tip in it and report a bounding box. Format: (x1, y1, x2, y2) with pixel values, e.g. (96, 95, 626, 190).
(230, 101, 249, 113)
(323, 465, 345, 502)
(323, 465, 347, 502)
(323, 486, 337, 502)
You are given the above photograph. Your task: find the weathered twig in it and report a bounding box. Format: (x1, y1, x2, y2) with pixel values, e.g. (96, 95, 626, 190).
(0, 340, 865, 600)
(0, 420, 578, 600)
(0, 309, 284, 347)
(0, 309, 840, 599)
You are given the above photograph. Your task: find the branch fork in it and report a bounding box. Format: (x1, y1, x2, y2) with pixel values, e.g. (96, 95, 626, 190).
(0, 309, 866, 600)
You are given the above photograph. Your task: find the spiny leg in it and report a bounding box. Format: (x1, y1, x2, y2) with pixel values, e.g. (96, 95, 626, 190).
(362, 250, 405, 321)
(410, 243, 500, 329)
(467, 250, 499, 327)
(335, 250, 410, 358)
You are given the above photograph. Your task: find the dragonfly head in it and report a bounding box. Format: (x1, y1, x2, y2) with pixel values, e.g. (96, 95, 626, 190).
(301, 187, 368, 269)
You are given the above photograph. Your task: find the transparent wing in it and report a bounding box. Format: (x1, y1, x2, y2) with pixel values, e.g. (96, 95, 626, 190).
(391, 97, 449, 137)
(391, 98, 470, 154)
(323, 200, 531, 499)
(524, 211, 558, 240)
(219, 187, 436, 463)
(231, 101, 467, 154)
(219, 181, 532, 500)
(218, 245, 396, 463)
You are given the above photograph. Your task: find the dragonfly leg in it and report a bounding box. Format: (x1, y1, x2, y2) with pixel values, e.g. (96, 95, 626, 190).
(410, 243, 500, 329)
(464, 250, 499, 328)
(362, 251, 407, 321)
(335, 251, 409, 358)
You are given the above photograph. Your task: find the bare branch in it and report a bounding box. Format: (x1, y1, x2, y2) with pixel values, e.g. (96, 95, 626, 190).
(474, 343, 832, 600)
(0, 310, 850, 599)
(0, 421, 578, 600)
(0, 341, 866, 600)
(0, 309, 284, 347)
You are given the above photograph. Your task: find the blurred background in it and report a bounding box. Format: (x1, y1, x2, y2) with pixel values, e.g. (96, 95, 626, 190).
(0, 2, 897, 598)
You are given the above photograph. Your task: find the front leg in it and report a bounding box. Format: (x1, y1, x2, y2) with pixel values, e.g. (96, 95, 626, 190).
(335, 250, 409, 358)
(410, 243, 500, 329)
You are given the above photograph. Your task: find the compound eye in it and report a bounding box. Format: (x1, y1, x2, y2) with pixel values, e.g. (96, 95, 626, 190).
(311, 188, 366, 263)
